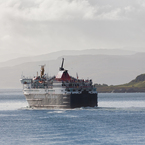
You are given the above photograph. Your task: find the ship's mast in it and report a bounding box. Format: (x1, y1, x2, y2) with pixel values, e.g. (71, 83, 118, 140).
(40, 65, 45, 78)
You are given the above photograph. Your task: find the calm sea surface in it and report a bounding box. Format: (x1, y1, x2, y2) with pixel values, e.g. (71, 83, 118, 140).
(0, 89, 145, 145)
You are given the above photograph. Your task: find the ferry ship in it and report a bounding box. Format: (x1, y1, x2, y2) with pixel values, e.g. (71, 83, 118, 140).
(20, 58, 98, 109)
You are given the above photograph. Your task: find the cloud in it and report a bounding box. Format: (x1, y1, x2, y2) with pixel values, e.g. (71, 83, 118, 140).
(0, 0, 98, 21)
(1, 0, 145, 61)
(1, 0, 143, 22)
(1, 35, 11, 42)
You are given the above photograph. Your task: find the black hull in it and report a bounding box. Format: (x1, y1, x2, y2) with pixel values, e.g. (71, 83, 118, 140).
(70, 92, 98, 108)
(25, 92, 98, 109)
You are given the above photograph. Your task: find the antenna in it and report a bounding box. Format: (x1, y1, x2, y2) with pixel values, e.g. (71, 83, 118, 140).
(76, 73, 79, 79)
(59, 58, 64, 71)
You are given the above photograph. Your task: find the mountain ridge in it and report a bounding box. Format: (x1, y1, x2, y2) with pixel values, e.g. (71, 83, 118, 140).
(1, 52, 145, 88)
(0, 49, 137, 68)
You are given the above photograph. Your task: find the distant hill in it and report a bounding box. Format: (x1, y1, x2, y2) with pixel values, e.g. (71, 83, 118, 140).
(0, 49, 145, 89)
(0, 49, 136, 68)
(130, 74, 145, 83)
(95, 74, 145, 93)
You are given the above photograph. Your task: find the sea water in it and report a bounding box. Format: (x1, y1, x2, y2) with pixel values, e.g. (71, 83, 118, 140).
(0, 90, 145, 145)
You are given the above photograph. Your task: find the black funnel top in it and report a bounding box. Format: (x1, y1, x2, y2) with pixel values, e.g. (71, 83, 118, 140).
(59, 58, 64, 71)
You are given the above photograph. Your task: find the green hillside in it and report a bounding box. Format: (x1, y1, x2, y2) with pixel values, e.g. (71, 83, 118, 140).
(120, 73, 145, 87)
(95, 74, 145, 93)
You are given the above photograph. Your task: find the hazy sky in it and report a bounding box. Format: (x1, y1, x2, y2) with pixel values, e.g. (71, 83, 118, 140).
(1, 0, 145, 61)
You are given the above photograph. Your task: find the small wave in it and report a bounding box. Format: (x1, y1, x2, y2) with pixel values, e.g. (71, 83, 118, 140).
(72, 106, 98, 110)
(18, 106, 33, 110)
(0, 114, 18, 117)
(96, 106, 145, 112)
(47, 110, 66, 114)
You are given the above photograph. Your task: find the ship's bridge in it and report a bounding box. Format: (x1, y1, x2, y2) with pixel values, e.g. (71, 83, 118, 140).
(20, 78, 32, 84)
